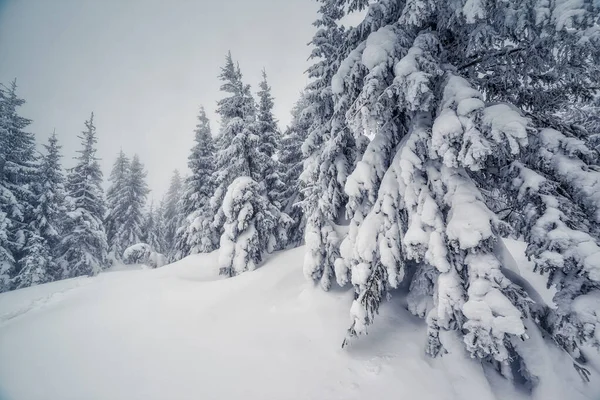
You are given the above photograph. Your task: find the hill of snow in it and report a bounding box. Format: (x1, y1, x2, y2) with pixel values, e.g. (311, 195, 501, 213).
(0, 243, 598, 400)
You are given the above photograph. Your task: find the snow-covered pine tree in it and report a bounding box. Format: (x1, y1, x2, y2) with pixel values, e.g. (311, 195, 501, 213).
(14, 132, 67, 287)
(162, 169, 183, 261)
(209, 53, 290, 270)
(0, 84, 10, 290)
(105, 150, 130, 260)
(114, 154, 149, 255)
(155, 199, 168, 254)
(325, 0, 600, 382)
(0, 80, 49, 291)
(255, 70, 286, 209)
(59, 113, 108, 278)
(256, 70, 279, 160)
(210, 53, 290, 252)
(300, 0, 368, 290)
(0, 209, 11, 291)
(218, 177, 278, 277)
(279, 93, 312, 246)
(0, 81, 21, 291)
(210, 52, 260, 235)
(174, 107, 217, 258)
(141, 201, 164, 254)
(36, 132, 67, 258)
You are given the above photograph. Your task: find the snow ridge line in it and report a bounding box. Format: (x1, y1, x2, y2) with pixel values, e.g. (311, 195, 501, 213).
(0, 280, 89, 326)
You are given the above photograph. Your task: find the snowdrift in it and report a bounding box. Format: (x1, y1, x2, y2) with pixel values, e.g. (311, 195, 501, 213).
(0, 242, 598, 400)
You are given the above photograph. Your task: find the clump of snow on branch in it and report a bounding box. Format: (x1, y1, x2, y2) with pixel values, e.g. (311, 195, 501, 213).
(430, 75, 529, 171)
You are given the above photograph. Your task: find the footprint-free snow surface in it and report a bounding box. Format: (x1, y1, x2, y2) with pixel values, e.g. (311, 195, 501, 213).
(0, 243, 599, 400)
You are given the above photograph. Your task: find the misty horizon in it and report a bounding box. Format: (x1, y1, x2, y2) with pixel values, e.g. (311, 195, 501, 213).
(0, 0, 319, 197)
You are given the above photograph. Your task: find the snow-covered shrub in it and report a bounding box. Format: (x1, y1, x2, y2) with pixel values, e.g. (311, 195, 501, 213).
(148, 251, 167, 269)
(218, 177, 278, 277)
(123, 243, 152, 265)
(123, 243, 166, 268)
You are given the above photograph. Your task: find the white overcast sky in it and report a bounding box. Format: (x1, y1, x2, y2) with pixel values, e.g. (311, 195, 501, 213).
(0, 0, 319, 198)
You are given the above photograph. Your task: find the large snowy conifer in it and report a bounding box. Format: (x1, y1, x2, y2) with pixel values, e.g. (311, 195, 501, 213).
(115, 154, 149, 255)
(36, 132, 67, 254)
(300, 0, 365, 290)
(174, 107, 218, 258)
(210, 53, 290, 252)
(13, 132, 67, 287)
(255, 70, 286, 209)
(141, 201, 164, 254)
(210, 53, 260, 233)
(279, 93, 312, 246)
(0, 80, 48, 291)
(318, 0, 600, 382)
(105, 150, 130, 260)
(162, 169, 183, 260)
(59, 113, 108, 278)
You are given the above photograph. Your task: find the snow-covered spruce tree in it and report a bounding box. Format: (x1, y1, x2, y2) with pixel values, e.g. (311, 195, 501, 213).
(141, 201, 164, 254)
(300, 0, 345, 290)
(153, 199, 168, 255)
(255, 70, 286, 209)
(59, 113, 108, 278)
(13, 132, 67, 287)
(0, 210, 11, 291)
(218, 177, 278, 277)
(36, 133, 67, 258)
(162, 169, 183, 261)
(210, 52, 260, 234)
(174, 107, 217, 259)
(278, 93, 312, 246)
(0, 80, 50, 291)
(210, 53, 289, 254)
(300, 0, 366, 290)
(105, 150, 130, 260)
(334, 6, 414, 287)
(256, 70, 279, 160)
(328, 0, 600, 382)
(0, 85, 13, 291)
(115, 154, 149, 255)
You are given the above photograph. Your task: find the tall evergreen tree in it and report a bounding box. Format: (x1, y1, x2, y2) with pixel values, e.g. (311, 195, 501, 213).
(210, 52, 260, 236)
(59, 113, 108, 278)
(155, 198, 168, 254)
(279, 93, 312, 246)
(163, 170, 183, 260)
(14, 132, 67, 287)
(36, 132, 67, 253)
(105, 150, 130, 260)
(322, 0, 600, 382)
(114, 154, 149, 254)
(174, 107, 217, 258)
(300, 0, 363, 291)
(141, 201, 163, 254)
(211, 53, 290, 272)
(255, 70, 287, 212)
(256, 70, 279, 158)
(0, 80, 44, 291)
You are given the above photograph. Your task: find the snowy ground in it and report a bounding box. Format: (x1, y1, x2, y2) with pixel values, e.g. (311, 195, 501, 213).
(0, 242, 598, 400)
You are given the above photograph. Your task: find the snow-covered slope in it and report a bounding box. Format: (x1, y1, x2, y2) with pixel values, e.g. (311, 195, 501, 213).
(0, 244, 598, 400)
